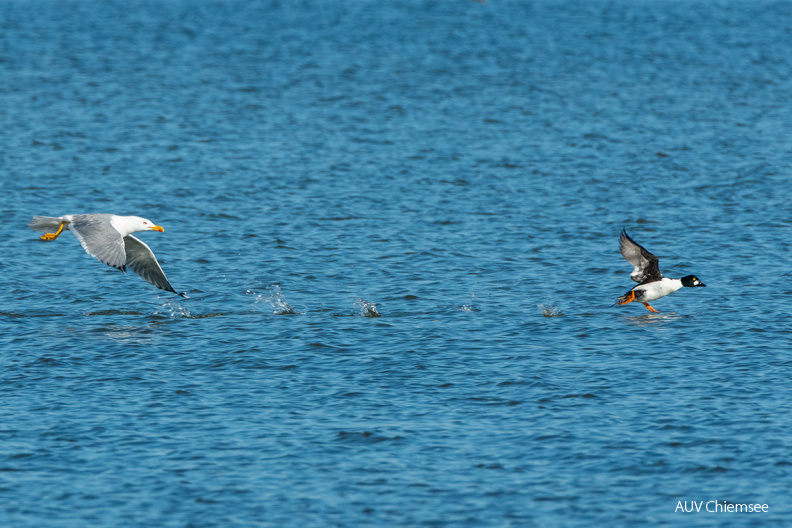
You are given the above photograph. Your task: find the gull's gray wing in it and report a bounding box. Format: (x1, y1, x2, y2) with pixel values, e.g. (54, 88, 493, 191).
(123, 235, 182, 295)
(619, 229, 663, 284)
(69, 214, 127, 271)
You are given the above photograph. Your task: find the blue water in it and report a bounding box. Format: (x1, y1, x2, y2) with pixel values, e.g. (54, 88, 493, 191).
(2, 1, 792, 526)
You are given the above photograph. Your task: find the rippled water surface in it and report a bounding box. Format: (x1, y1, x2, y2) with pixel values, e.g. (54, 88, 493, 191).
(2, 1, 792, 526)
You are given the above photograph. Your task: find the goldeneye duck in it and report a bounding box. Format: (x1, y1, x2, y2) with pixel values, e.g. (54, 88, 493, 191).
(615, 229, 706, 313)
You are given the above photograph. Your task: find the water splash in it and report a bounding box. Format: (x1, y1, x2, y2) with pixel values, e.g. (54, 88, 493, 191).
(354, 298, 381, 318)
(625, 312, 689, 326)
(249, 284, 299, 315)
(457, 292, 479, 312)
(154, 297, 193, 318)
(538, 303, 563, 317)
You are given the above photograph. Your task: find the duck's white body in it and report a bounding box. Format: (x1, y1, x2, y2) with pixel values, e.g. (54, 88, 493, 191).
(628, 277, 683, 303)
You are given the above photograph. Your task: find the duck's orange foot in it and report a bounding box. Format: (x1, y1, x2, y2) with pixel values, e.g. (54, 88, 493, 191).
(643, 303, 659, 313)
(40, 222, 65, 241)
(617, 290, 636, 305)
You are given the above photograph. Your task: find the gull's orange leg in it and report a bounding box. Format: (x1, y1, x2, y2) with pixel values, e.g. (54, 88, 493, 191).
(618, 291, 635, 305)
(643, 303, 659, 313)
(40, 222, 66, 241)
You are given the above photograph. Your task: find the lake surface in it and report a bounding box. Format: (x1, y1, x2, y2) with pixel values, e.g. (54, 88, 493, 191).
(2, 1, 792, 526)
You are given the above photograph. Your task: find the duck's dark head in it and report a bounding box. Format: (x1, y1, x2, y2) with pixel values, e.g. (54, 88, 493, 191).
(681, 275, 706, 287)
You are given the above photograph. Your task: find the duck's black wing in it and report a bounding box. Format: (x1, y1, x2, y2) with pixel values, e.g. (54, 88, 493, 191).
(619, 229, 664, 284)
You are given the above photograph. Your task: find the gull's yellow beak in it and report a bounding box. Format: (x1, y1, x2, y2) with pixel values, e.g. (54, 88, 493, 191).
(150, 225, 164, 232)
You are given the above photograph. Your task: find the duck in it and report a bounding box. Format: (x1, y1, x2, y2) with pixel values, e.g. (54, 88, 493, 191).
(615, 229, 705, 313)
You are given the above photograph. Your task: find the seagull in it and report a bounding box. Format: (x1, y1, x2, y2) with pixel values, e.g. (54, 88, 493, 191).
(28, 214, 186, 296)
(615, 229, 705, 313)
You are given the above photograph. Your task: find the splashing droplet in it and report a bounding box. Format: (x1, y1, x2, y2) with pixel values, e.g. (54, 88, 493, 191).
(354, 299, 381, 318)
(154, 297, 192, 318)
(457, 292, 479, 312)
(250, 284, 299, 315)
(538, 304, 563, 317)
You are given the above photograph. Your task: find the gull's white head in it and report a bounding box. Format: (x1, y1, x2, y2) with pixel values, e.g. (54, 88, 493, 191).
(136, 217, 164, 232)
(115, 215, 165, 235)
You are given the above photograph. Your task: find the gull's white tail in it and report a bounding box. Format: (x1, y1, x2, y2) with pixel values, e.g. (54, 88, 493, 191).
(28, 216, 64, 232)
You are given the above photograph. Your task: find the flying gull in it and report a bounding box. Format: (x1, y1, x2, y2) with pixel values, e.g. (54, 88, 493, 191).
(28, 213, 186, 296)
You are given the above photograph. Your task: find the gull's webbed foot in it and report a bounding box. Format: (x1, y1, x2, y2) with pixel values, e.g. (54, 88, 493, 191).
(40, 222, 66, 241)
